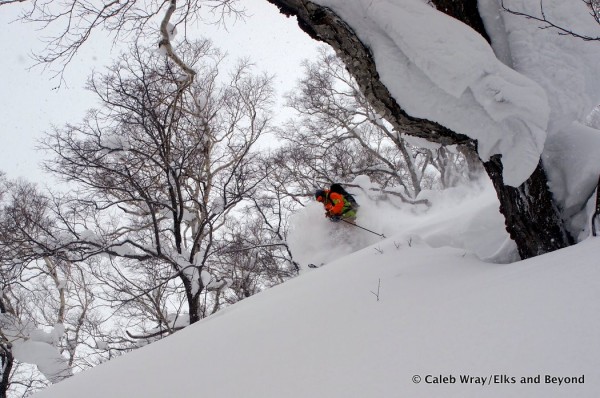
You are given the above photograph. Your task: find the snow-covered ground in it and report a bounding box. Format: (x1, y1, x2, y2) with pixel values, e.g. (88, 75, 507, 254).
(34, 179, 600, 398)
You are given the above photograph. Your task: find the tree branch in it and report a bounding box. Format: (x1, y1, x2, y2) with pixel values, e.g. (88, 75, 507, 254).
(501, 0, 600, 41)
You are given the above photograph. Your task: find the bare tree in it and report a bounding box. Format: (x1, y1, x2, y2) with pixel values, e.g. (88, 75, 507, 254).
(209, 216, 296, 308)
(1, 0, 244, 81)
(0, 232, 15, 398)
(193, 157, 303, 314)
(285, 47, 478, 198)
(41, 39, 274, 328)
(248, 164, 301, 272)
(0, 178, 76, 396)
(1, 26, 296, 392)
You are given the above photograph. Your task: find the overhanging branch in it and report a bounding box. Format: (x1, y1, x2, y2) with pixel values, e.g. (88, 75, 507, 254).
(266, 0, 476, 150)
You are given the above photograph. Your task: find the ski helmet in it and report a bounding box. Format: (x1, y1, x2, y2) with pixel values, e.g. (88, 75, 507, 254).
(315, 189, 326, 202)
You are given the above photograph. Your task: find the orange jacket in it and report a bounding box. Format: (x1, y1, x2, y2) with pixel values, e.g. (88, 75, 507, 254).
(323, 191, 345, 216)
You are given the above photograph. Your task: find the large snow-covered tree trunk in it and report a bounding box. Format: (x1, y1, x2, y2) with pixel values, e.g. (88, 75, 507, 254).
(266, 0, 573, 259)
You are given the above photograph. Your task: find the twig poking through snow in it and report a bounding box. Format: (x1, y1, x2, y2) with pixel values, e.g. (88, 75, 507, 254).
(370, 278, 381, 302)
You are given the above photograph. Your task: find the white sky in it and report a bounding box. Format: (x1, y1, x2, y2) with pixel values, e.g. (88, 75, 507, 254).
(0, 0, 320, 183)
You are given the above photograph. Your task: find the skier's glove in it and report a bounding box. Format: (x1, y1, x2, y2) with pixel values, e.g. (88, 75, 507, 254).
(330, 215, 341, 222)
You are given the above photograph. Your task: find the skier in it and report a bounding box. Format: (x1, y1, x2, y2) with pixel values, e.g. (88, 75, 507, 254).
(314, 184, 358, 223)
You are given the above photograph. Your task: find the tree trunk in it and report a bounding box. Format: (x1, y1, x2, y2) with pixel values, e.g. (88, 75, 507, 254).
(592, 175, 600, 237)
(483, 156, 573, 258)
(180, 274, 202, 325)
(458, 144, 485, 180)
(0, 346, 13, 398)
(266, 0, 573, 258)
(0, 297, 12, 398)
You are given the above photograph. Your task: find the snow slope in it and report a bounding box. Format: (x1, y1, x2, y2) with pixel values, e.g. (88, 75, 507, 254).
(34, 182, 600, 398)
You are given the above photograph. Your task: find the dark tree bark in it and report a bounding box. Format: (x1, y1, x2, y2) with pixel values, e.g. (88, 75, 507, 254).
(266, 0, 573, 259)
(182, 277, 203, 324)
(0, 298, 13, 398)
(592, 175, 600, 237)
(0, 345, 12, 398)
(431, 0, 491, 43)
(483, 157, 573, 258)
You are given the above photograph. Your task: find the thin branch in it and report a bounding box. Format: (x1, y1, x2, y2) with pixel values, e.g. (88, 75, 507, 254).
(126, 325, 184, 340)
(501, 0, 600, 41)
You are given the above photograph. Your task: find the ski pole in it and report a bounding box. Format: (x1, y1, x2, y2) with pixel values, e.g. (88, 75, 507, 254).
(341, 219, 386, 238)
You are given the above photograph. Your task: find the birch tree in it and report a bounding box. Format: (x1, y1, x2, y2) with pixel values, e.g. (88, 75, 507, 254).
(0, 178, 76, 397)
(41, 39, 274, 327)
